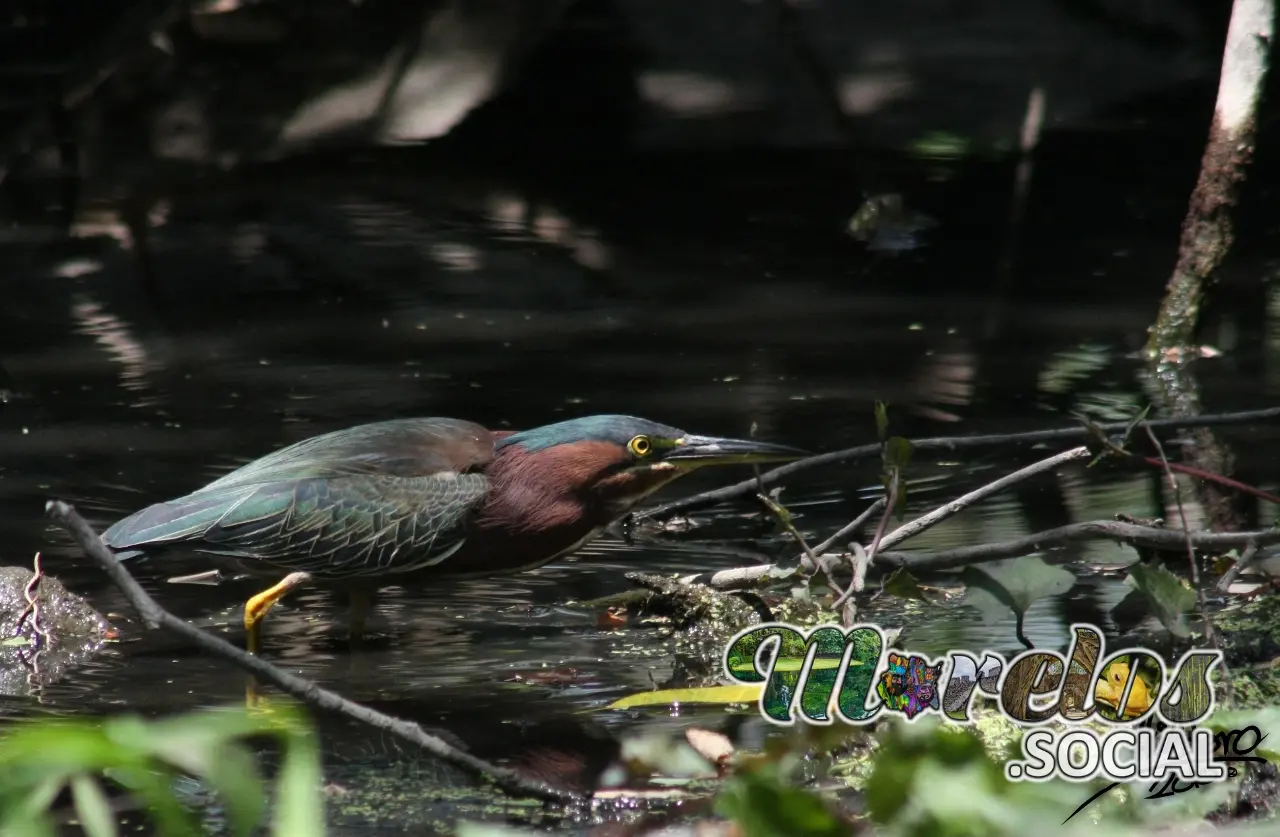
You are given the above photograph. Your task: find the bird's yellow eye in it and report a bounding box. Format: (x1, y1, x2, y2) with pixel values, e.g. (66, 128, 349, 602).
(628, 435, 652, 457)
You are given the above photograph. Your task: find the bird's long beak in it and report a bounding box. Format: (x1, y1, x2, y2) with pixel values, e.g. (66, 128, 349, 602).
(664, 434, 809, 468)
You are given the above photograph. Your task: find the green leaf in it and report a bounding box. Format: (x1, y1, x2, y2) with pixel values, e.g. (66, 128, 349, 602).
(716, 763, 851, 837)
(0, 810, 55, 837)
(759, 493, 795, 527)
(122, 767, 201, 837)
(1122, 404, 1153, 445)
(201, 741, 266, 837)
(883, 437, 914, 471)
(70, 774, 117, 837)
(874, 401, 890, 441)
(882, 568, 930, 602)
(1, 636, 32, 647)
(1123, 563, 1196, 637)
(2, 776, 63, 835)
(961, 556, 1076, 625)
(273, 724, 325, 837)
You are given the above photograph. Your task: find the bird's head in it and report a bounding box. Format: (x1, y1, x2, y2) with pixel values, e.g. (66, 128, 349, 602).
(493, 414, 807, 512)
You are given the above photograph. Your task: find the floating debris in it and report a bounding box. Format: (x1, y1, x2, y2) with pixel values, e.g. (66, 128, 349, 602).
(847, 193, 937, 253)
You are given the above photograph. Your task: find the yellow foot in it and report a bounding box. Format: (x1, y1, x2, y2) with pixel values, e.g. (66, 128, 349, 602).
(244, 571, 313, 655)
(245, 679, 283, 713)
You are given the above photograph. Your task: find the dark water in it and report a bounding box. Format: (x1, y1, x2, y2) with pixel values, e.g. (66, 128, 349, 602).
(2, 134, 1280, 831)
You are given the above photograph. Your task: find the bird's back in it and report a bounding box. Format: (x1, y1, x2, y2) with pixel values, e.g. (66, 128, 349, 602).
(102, 418, 498, 577)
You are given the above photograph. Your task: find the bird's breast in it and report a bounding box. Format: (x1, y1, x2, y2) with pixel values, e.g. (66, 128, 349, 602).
(414, 521, 607, 580)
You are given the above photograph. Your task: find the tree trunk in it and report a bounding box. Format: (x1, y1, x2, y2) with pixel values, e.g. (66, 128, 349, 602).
(1147, 0, 1275, 355)
(1145, 0, 1274, 531)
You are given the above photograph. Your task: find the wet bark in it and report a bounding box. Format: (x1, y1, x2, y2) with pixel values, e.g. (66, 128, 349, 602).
(1147, 0, 1273, 355)
(1145, 0, 1274, 530)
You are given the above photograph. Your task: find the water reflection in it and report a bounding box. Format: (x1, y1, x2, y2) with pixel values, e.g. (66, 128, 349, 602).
(1, 147, 1278, 829)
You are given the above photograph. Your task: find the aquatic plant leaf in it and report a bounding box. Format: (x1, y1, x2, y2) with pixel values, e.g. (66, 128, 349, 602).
(960, 556, 1076, 624)
(116, 766, 202, 836)
(273, 723, 325, 837)
(201, 742, 266, 837)
(882, 567, 930, 602)
(0, 813, 54, 837)
(0, 777, 61, 837)
(884, 437, 914, 472)
(1123, 563, 1195, 638)
(716, 762, 851, 837)
(0, 704, 322, 837)
(70, 774, 117, 837)
(607, 685, 764, 710)
(875, 401, 890, 441)
(1, 636, 32, 647)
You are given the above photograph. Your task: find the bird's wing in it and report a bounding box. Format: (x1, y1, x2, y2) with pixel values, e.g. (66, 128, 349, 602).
(198, 417, 495, 490)
(102, 418, 498, 571)
(103, 472, 490, 576)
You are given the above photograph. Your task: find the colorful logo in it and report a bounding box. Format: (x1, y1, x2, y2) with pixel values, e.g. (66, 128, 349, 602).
(721, 621, 1251, 796)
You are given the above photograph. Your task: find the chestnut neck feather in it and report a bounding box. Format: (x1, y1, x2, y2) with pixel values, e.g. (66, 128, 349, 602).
(455, 441, 681, 573)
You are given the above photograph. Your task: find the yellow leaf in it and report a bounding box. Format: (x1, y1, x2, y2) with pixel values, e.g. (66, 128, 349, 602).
(606, 685, 763, 710)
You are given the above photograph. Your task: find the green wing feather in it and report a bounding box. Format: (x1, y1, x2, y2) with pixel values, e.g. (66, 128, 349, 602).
(102, 418, 495, 576)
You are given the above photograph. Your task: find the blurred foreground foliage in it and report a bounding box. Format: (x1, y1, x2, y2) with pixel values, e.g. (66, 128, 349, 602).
(0, 702, 324, 837)
(0, 692, 1273, 837)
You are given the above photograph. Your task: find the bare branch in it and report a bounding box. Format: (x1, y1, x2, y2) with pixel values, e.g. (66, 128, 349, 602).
(810, 496, 886, 558)
(635, 407, 1280, 520)
(833, 473, 900, 606)
(1216, 542, 1262, 593)
(875, 446, 1092, 555)
(45, 500, 583, 805)
(687, 521, 1280, 591)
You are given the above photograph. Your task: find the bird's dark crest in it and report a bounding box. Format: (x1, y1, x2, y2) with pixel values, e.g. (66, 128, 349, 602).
(495, 415, 685, 453)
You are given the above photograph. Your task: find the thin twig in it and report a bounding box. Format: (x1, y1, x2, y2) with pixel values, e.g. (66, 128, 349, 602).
(757, 491, 840, 593)
(686, 521, 1280, 590)
(833, 473, 900, 606)
(875, 447, 1091, 554)
(12, 552, 49, 646)
(1134, 455, 1280, 505)
(45, 500, 583, 805)
(1143, 425, 1203, 588)
(811, 496, 886, 557)
(1143, 424, 1226, 680)
(835, 447, 1084, 606)
(1216, 541, 1261, 592)
(636, 407, 1280, 520)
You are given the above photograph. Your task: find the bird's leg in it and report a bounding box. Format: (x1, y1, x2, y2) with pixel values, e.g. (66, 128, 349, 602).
(244, 571, 312, 655)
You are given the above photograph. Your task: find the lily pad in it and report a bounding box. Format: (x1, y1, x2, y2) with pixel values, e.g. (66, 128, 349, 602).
(1121, 563, 1196, 638)
(960, 556, 1076, 626)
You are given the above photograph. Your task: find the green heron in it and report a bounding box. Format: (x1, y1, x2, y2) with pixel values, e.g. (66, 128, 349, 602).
(101, 414, 805, 653)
